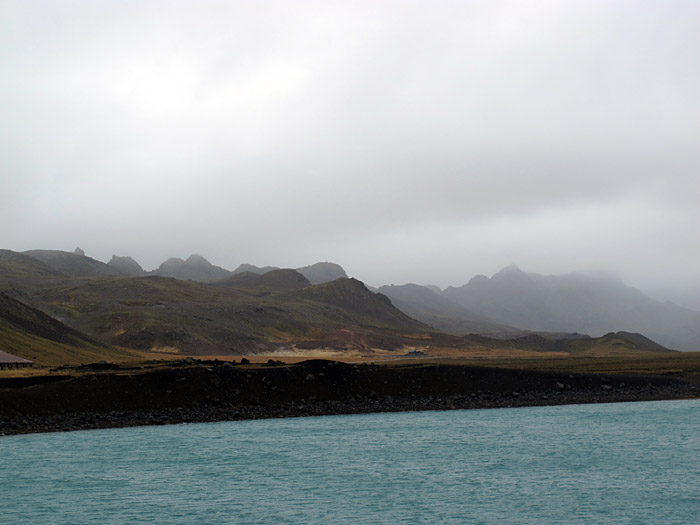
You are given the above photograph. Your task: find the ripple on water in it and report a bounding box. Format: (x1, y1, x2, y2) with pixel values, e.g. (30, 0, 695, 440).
(1, 399, 699, 524)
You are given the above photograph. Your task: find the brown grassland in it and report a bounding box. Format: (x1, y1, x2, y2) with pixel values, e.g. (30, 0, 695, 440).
(4, 346, 700, 386)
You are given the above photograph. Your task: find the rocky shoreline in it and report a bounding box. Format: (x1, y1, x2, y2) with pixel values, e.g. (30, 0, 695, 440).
(1, 359, 698, 436)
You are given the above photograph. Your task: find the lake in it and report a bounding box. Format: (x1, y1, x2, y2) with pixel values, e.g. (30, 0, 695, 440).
(1, 399, 699, 523)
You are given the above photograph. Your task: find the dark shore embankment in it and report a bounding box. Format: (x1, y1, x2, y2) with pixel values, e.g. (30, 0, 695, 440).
(1, 359, 698, 436)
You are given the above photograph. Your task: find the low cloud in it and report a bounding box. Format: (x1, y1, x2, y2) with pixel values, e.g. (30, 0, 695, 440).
(1, 1, 699, 303)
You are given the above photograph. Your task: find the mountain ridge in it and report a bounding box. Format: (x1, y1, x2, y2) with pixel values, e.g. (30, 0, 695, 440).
(4, 248, 698, 353)
(443, 266, 700, 351)
(17, 249, 351, 286)
(0, 291, 135, 365)
(377, 283, 515, 335)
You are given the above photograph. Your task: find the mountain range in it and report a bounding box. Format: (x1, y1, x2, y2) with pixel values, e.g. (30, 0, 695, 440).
(441, 265, 700, 351)
(379, 266, 700, 351)
(0, 248, 698, 364)
(20, 249, 349, 286)
(0, 249, 430, 360)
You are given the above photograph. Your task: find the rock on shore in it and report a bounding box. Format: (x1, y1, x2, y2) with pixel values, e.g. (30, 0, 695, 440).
(1, 359, 697, 436)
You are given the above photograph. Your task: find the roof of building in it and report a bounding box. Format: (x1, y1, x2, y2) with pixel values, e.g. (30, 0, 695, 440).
(0, 350, 33, 364)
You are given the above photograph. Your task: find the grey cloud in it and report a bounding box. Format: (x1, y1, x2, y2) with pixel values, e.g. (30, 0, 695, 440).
(1, 1, 699, 303)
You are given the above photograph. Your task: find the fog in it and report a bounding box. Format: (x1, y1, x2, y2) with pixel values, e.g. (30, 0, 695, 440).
(1, 1, 699, 307)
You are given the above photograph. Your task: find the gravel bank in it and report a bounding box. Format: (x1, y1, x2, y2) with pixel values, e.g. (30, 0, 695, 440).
(1, 359, 697, 436)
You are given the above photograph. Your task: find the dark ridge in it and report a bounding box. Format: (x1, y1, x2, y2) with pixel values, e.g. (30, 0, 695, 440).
(603, 331, 673, 352)
(297, 262, 348, 285)
(214, 269, 311, 293)
(378, 283, 514, 335)
(289, 278, 430, 331)
(23, 249, 122, 277)
(0, 292, 108, 348)
(232, 263, 280, 275)
(0, 249, 66, 280)
(443, 266, 700, 351)
(153, 254, 231, 282)
(108, 255, 144, 276)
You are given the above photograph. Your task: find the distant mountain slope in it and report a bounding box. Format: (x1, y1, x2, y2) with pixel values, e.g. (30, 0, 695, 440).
(297, 262, 348, 285)
(108, 255, 145, 276)
(288, 278, 427, 331)
(465, 330, 674, 355)
(232, 263, 280, 275)
(153, 254, 231, 281)
(230, 262, 348, 285)
(98, 255, 347, 286)
(377, 283, 514, 335)
(0, 292, 134, 365)
(23, 249, 122, 277)
(594, 331, 671, 352)
(214, 269, 311, 294)
(26, 276, 431, 355)
(0, 249, 65, 282)
(8, 248, 697, 353)
(444, 266, 700, 351)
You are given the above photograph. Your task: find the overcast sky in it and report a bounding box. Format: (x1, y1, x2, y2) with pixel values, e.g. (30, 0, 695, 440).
(1, 1, 699, 304)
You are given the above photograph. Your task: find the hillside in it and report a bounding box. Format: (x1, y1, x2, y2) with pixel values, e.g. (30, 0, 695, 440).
(230, 262, 348, 285)
(286, 278, 430, 331)
(214, 269, 311, 294)
(485, 331, 674, 355)
(2, 248, 692, 360)
(0, 249, 65, 282)
(13, 249, 351, 287)
(108, 255, 145, 276)
(0, 292, 135, 365)
(378, 283, 514, 335)
(297, 262, 348, 284)
(23, 249, 122, 277)
(153, 254, 232, 281)
(443, 266, 700, 351)
(23, 276, 432, 355)
(232, 263, 280, 275)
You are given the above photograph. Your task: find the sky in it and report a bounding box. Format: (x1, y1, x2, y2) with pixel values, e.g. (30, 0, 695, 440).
(1, 1, 699, 305)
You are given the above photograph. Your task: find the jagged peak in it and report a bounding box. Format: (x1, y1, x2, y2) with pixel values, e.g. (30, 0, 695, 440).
(232, 263, 279, 275)
(109, 254, 139, 263)
(495, 264, 524, 276)
(107, 255, 144, 276)
(161, 256, 185, 264)
(297, 262, 348, 285)
(467, 274, 489, 285)
(186, 254, 211, 265)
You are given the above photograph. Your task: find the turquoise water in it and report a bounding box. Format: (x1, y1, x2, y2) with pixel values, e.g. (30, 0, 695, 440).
(1, 400, 699, 524)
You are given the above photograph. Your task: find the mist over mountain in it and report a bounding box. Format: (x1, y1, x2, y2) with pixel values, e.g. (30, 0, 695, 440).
(296, 262, 348, 285)
(2, 248, 426, 355)
(4, 247, 700, 352)
(214, 269, 311, 294)
(288, 278, 426, 333)
(153, 254, 232, 282)
(377, 284, 514, 335)
(229, 261, 348, 285)
(232, 263, 280, 276)
(23, 250, 122, 277)
(3, 2, 700, 330)
(107, 255, 145, 277)
(13, 274, 428, 355)
(0, 250, 64, 281)
(442, 266, 700, 351)
(0, 291, 132, 365)
(13, 249, 351, 287)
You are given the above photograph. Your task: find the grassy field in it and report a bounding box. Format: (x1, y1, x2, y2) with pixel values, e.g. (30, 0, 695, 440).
(0, 325, 140, 366)
(383, 352, 700, 384)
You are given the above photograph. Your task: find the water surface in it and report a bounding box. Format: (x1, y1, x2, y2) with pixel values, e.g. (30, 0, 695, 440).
(1, 400, 699, 523)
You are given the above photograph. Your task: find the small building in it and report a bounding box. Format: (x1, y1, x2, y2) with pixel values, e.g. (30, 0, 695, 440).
(0, 350, 33, 370)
